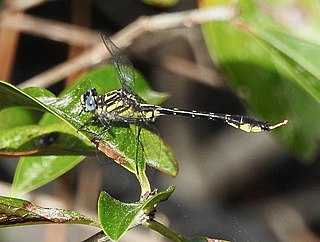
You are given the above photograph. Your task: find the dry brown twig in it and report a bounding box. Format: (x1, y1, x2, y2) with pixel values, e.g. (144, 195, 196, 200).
(0, 0, 50, 80)
(1, 0, 46, 11)
(0, 12, 100, 47)
(157, 55, 223, 87)
(5, 5, 238, 88)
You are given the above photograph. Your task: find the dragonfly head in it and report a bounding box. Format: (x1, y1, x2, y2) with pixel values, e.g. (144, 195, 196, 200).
(80, 88, 98, 113)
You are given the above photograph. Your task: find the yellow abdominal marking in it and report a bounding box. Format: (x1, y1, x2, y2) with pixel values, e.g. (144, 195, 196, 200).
(225, 120, 260, 132)
(239, 124, 262, 133)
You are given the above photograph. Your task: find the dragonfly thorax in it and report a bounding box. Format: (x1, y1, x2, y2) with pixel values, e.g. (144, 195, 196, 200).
(81, 87, 160, 124)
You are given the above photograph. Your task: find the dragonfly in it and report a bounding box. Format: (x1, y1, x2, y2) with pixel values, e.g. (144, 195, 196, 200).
(80, 33, 287, 136)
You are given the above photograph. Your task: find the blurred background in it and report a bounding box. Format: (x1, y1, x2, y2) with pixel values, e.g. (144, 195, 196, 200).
(0, 0, 320, 241)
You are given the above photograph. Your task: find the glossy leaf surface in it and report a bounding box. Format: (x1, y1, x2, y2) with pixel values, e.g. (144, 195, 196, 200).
(98, 186, 174, 241)
(1, 66, 177, 195)
(200, 0, 320, 160)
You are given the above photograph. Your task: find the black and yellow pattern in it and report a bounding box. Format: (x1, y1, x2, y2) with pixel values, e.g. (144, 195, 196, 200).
(80, 34, 288, 134)
(80, 87, 287, 133)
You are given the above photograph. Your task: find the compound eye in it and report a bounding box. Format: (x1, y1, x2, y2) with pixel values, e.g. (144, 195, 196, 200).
(80, 88, 98, 112)
(91, 88, 97, 96)
(85, 95, 96, 112)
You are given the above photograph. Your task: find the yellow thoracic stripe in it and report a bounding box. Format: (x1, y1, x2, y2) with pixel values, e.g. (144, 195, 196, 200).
(95, 91, 159, 121)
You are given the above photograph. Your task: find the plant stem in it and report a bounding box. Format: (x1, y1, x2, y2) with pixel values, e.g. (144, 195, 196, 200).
(146, 219, 189, 242)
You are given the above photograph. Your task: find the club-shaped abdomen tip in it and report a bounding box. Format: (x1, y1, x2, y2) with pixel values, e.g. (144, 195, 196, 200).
(269, 119, 288, 130)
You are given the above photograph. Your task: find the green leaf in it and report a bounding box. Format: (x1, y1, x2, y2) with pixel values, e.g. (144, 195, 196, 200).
(141, 0, 179, 8)
(1, 66, 177, 194)
(11, 155, 84, 196)
(247, 28, 320, 160)
(0, 122, 94, 156)
(200, 0, 320, 160)
(0, 82, 88, 195)
(0, 81, 94, 157)
(251, 28, 320, 102)
(0, 81, 82, 135)
(0, 107, 41, 130)
(98, 186, 174, 241)
(6, 120, 94, 195)
(137, 127, 177, 176)
(0, 196, 98, 227)
(0, 82, 51, 111)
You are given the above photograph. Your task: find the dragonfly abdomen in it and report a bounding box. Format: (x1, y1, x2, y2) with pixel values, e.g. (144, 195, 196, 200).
(154, 107, 287, 132)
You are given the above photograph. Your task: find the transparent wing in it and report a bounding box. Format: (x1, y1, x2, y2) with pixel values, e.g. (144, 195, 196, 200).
(101, 33, 135, 92)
